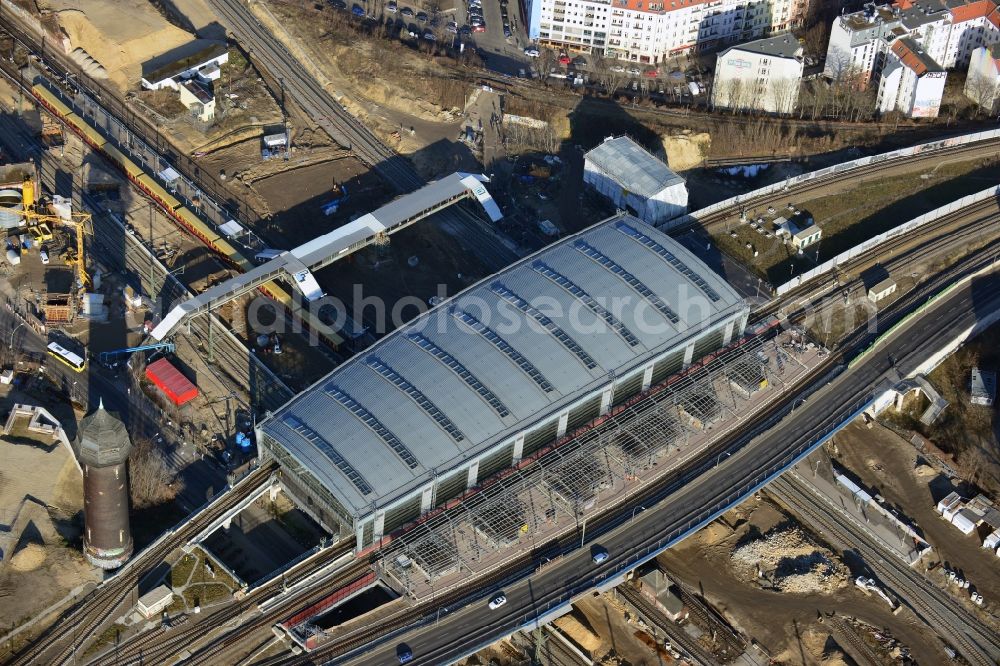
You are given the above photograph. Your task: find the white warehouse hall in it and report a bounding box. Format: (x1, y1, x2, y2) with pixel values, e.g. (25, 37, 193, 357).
(583, 136, 688, 226)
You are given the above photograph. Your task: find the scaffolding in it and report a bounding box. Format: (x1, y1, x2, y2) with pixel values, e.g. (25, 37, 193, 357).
(382, 331, 792, 588)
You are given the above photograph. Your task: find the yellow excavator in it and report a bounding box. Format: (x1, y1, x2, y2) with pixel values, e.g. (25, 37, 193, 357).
(19, 201, 92, 299)
(14, 177, 92, 302)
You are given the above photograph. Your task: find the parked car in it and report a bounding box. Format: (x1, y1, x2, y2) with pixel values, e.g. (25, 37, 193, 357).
(330, 0, 347, 8)
(424, 30, 436, 40)
(627, 66, 641, 75)
(610, 64, 625, 72)
(351, 4, 365, 16)
(559, 54, 571, 65)
(472, 23, 486, 31)
(401, 6, 414, 15)
(503, 25, 511, 37)
(39, 249, 48, 264)
(387, 0, 398, 11)
(572, 55, 587, 66)
(446, 20, 458, 32)
(524, 47, 540, 57)
(416, 10, 428, 21)
(643, 68, 659, 77)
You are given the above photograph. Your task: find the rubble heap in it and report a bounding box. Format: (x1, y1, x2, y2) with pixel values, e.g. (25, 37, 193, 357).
(730, 525, 849, 593)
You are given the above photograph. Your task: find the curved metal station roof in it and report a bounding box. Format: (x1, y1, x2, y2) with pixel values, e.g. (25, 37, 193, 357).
(260, 214, 745, 516)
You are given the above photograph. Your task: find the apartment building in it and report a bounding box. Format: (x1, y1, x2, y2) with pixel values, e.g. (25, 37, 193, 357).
(529, 0, 806, 63)
(876, 37, 948, 116)
(824, 0, 1000, 85)
(712, 33, 804, 112)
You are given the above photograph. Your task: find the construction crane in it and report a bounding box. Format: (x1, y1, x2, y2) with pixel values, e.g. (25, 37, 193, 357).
(19, 203, 93, 297)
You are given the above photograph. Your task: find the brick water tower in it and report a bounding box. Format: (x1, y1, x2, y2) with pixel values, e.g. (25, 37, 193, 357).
(77, 399, 133, 569)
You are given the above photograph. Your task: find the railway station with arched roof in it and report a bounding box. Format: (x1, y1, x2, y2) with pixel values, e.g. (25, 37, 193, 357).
(255, 213, 749, 550)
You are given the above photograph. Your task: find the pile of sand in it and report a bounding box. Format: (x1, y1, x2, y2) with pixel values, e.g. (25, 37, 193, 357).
(9, 543, 47, 572)
(38, 0, 193, 90)
(553, 614, 601, 654)
(914, 463, 937, 478)
(662, 131, 710, 172)
(731, 525, 849, 594)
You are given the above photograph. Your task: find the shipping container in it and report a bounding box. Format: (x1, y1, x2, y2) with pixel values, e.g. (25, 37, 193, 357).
(145, 357, 198, 406)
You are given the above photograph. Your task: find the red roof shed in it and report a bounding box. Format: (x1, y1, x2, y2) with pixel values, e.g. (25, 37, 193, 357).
(145, 358, 198, 406)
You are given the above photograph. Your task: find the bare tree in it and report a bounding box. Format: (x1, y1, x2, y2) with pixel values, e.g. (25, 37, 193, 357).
(769, 77, 800, 114)
(592, 53, 628, 97)
(129, 437, 181, 509)
(965, 69, 998, 115)
(800, 21, 830, 59)
(538, 48, 559, 83)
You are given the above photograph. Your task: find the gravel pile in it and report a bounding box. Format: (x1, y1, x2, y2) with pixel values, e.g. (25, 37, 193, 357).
(731, 525, 848, 593)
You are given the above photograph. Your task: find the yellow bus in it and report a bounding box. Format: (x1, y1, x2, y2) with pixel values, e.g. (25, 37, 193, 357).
(47, 341, 86, 372)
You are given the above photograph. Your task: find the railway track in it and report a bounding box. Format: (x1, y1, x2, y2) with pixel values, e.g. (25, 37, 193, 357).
(692, 135, 1000, 236)
(770, 475, 1000, 666)
(89, 541, 362, 666)
(71, 207, 1000, 666)
(0, 67, 293, 414)
(759, 192, 1000, 321)
(616, 584, 716, 665)
(537, 626, 592, 666)
(208, 0, 518, 270)
(671, 584, 745, 659)
(4, 464, 276, 666)
(828, 615, 883, 666)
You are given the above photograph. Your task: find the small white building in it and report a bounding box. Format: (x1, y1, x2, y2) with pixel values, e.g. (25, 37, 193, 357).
(952, 508, 979, 535)
(984, 528, 1000, 550)
(583, 136, 687, 226)
(791, 223, 821, 250)
(966, 44, 1000, 112)
(136, 585, 174, 619)
(938, 491, 962, 516)
(141, 41, 229, 91)
(877, 38, 947, 119)
(971, 368, 997, 406)
(712, 34, 804, 114)
(868, 278, 897, 303)
(178, 79, 216, 122)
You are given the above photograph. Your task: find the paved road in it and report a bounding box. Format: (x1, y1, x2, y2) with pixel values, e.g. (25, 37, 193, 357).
(339, 272, 1000, 665)
(209, 0, 520, 272)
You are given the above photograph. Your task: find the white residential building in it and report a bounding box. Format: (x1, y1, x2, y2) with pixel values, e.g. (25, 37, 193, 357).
(824, 0, 1000, 86)
(711, 33, 804, 112)
(965, 43, 1000, 109)
(529, 0, 807, 64)
(876, 37, 947, 117)
(179, 79, 216, 122)
(583, 136, 688, 224)
(140, 41, 229, 91)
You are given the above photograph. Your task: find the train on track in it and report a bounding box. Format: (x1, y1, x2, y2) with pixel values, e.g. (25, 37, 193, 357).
(30, 81, 344, 349)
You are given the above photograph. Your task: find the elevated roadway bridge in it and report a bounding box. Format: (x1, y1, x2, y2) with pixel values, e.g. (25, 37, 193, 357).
(305, 257, 1000, 666)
